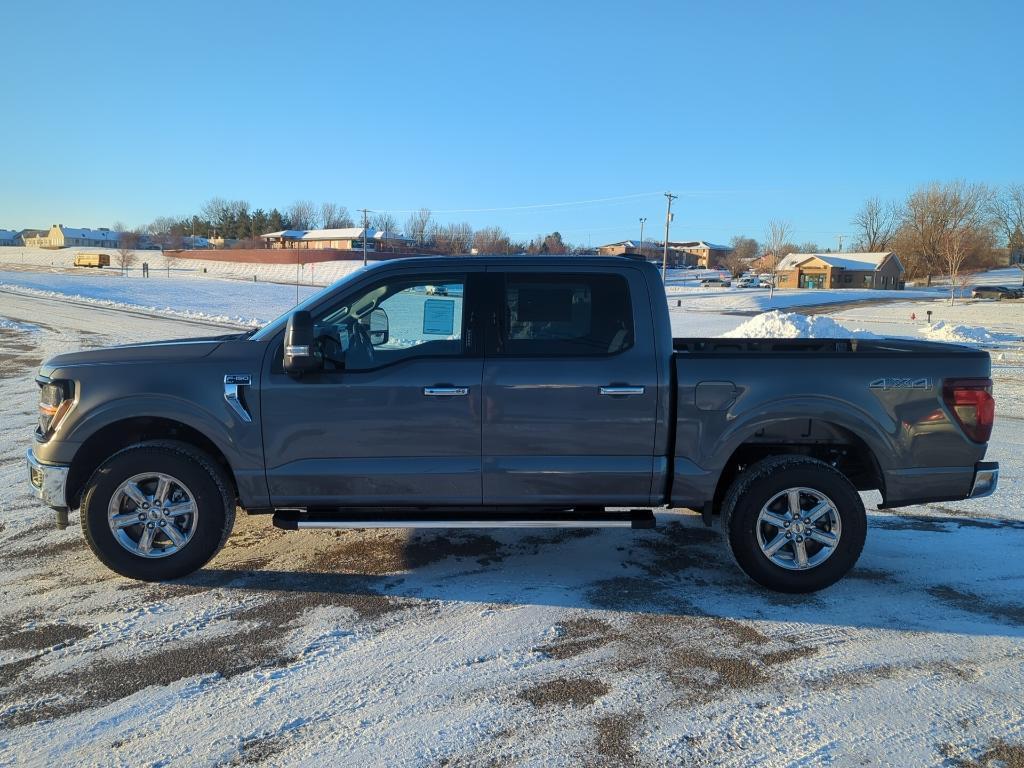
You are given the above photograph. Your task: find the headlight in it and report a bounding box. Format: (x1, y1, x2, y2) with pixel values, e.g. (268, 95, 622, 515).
(38, 381, 74, 436)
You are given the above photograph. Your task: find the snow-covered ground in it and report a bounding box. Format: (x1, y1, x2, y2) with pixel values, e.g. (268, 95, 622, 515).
(1, 270, 1023, 766)
(0, 246, 371, 287)
(0, 269, 323, 328)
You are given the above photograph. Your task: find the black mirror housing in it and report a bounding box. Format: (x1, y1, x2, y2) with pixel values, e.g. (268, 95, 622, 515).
(369, 308, 389, 346)
(283, 311, 322, 374)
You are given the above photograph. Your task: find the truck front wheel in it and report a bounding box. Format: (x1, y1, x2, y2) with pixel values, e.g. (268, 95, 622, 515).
(722, 455, 866, 593)
(80, 441, 235, 581)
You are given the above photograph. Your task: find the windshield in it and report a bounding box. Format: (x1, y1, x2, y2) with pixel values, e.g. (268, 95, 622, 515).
(249, 267, 370, 341)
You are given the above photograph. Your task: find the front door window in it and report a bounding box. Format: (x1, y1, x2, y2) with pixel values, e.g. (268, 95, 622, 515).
(318, 276, 466, 370)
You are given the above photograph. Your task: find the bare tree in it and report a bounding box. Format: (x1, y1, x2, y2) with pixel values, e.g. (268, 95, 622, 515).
(988, 184, 1024, 249)
(116, 230, 140, 276)
(763, 219, 792, 299)
(320, 202, 354, 229)
(371, 212, 399, 236)
(431, 222, 474, 255)
(370, 213, 400, 251)
(797, 241, 822, 254)
(723, 236, 757, 277)
(895, 181, 995, 284)
(472, 226, 513, 254)
(287, 200, 317, 230)
(404, 208, 433, 246)
(938, 182, 993, 304)
(852, 197, 898, 252)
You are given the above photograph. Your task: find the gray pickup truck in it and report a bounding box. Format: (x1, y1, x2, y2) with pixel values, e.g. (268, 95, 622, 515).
(27, 256, 999, 592)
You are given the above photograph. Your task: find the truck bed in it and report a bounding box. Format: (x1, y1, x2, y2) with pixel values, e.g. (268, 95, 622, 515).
(668, 334, 992, 511)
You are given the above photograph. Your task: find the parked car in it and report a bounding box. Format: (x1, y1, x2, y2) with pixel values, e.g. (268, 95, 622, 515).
(736, 276, 761, 288)
(27, 256, 999, 593)
(700, 276, 732, 288)
(971, 285, 1022, 300)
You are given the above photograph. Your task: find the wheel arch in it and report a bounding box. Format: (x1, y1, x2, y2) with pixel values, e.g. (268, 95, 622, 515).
(66, 416, 238, 510)
(709, 418, 886, 517)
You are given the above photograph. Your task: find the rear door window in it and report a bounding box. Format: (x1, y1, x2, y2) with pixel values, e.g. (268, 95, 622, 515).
(494, 273, 633, 356)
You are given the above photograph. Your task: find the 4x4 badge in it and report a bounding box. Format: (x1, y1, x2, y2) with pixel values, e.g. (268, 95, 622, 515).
(869, 377, 932, 390)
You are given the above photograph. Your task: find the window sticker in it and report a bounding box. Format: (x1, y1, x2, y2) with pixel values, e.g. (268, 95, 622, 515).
(423, 299, 456, 335)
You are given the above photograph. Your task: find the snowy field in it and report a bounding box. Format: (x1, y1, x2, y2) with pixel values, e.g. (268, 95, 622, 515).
(0, 268, 1023, 766)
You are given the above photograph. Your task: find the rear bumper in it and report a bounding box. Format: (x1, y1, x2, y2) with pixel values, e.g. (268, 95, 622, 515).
(26, 449, 69, 511)
(879, 461, 999, 509)
(969, 461, 999, 499)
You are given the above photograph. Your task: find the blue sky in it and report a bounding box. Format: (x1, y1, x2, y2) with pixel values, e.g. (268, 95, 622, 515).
(2, 0, 1021, 246)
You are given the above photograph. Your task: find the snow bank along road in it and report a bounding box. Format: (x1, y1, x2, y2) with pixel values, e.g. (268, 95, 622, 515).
(1, 294, 1023, 767)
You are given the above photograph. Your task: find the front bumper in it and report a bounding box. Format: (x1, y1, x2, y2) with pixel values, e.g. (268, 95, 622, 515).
(27, 448, 70, 515)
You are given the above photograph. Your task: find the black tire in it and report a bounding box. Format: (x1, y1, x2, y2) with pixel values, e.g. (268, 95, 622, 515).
(80, 441, 235, 581)
(722, 455, 866, 593)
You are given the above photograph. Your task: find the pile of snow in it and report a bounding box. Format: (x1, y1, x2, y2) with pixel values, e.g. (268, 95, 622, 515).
(719, 310, 876, 339)
(921, 320, 1021, 345)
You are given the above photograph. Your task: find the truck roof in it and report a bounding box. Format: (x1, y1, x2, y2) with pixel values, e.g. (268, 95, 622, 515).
(360, 254, 657, 272)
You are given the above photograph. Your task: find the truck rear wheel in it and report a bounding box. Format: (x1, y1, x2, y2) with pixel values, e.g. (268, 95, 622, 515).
(722, 455, 866, 593)
(80, 441, 235, 581)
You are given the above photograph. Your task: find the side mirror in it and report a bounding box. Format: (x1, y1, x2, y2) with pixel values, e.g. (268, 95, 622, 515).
(369, 308, 389, 346)
(283, 310, 322, 374)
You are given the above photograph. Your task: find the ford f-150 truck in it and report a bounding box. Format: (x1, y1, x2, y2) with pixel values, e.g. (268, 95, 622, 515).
(26, 256, 1000, 592)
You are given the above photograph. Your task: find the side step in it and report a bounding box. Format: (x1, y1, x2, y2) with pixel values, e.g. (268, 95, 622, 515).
(272, 508, 656, 531)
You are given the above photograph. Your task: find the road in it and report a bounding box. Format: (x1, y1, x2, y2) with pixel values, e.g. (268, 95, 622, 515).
(1, 295, 1023, 767)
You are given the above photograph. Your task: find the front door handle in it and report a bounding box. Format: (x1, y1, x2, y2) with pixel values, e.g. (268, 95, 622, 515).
(424, 386, 469, 397)
(599, 386, 645, 396)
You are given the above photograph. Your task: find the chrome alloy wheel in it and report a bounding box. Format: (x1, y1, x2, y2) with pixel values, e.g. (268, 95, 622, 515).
(755, 487, 842, 571)
(107, 472, 198, 558)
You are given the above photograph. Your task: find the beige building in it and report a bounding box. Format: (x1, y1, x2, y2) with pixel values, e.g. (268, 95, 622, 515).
(667, 240, 733, 268)
(774, 252, 904, 290)
(24, 225, 122, 249)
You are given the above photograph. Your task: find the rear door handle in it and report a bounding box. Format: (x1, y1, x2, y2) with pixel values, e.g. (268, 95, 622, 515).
(600, 386, 645, 396)
(424, 387, 469, 397)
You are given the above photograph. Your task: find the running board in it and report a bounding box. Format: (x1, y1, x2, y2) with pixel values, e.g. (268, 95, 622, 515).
(272, 509, 656, 531)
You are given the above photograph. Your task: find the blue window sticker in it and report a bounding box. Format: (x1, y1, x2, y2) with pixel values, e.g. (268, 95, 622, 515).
(423, 299, 455, 335)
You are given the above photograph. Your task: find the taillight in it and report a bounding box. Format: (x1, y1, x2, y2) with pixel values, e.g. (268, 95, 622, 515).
(942, 378, 994, 443)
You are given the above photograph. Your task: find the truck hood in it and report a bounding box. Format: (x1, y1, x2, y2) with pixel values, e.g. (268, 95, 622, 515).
(38, 333, 247, 377)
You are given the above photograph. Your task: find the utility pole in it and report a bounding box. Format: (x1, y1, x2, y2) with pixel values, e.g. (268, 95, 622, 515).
(639, 217, 647, 259)
(661, 192, 677, 281)
(358, 208, 371, 266)
(836, 233, 845, 252)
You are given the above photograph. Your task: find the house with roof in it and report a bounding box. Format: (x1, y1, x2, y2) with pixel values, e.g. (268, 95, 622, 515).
(261, 227, 416, 251)
(774, 252, 904, 290)
(16, 229, 47, 246)
(596, 239, 664, 258)
(596, 238, 730, 267)
(23, 224, 124, 249)
(667, 240, 733, 268)
(0, 229, 18, 246)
